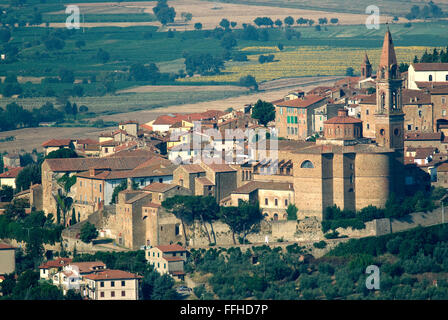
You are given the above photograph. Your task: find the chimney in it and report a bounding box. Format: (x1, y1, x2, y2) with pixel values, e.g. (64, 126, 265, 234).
(127, 177, 133, 190)
(89, 168, 96, 177)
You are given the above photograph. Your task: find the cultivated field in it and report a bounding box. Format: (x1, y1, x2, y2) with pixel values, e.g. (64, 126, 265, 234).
(212, 0, 448, 16)
(178, 45, 434, 83)
(117, 84, 247, 93)
(46, 0, 390, 29)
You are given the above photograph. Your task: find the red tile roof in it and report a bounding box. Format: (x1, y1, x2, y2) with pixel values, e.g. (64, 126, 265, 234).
(44, 156, 150, 172)
(180, 164, 205, 173)
(38, 258, 72, 269)
(0, 166, 23, 179)
(324, 115, 362, 124)
(0, 243, 15, 250)
(274, 95, 325, 108)
(155, 244, 187, 253)
(84, 269, 142, 280)
(143, 202, 161, 208)
(42, 139, 72, 147)
(412, 63, 448, 71)
(142, 182, 178, 193)
(405, 132, 442, 141)
(204, 163, 236, 173)
(71, 261, 106, 273)
(163, 256, 185, 262)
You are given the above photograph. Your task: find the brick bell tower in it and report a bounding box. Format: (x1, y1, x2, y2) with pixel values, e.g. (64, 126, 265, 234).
(375, 27, 404, 151)
(374, 26, 405, 194)
(360, 53, 372, 79)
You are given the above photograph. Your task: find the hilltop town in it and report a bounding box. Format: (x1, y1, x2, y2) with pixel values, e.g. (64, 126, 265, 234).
(2, 23, 448, 301)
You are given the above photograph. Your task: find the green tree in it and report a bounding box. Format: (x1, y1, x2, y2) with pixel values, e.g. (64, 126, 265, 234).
(15, 164, 41, 191)
(80, 222, 98, 243)
(162, 195, 196, 245)
(194, 22, 202, 31)
(153, 0, 176, 26)
(286, 204, 298, 220)
(46, 148, 78, 159)
(284, 16, 294, 27)
(239, 75, 258, 91)
(219, 201, 263, 244)
(110, 180, 127, 204)
(0, 185, 13, 202)
(251, 99, 275, 126)
(346, 67, 355, 76)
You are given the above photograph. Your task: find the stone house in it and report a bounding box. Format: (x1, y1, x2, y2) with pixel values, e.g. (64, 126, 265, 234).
(0, 243, 15, 275)
(146, 244, 188, 280)
(84, 269, 142, 300)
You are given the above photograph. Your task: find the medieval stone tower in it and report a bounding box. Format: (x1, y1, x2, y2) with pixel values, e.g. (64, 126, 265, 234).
(360, 53, 372, 79)
(374, 27, 405, 195)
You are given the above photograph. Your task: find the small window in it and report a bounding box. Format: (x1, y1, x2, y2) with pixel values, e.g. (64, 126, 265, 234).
(429, 75, 433, 81)
(265, 198, 268, 205)
(300, 160, 314, 168)
(100, 282, 104, 288)
(275, 199, 278, 206)
(121, 281, 125, 286)
(121, 291, 126, 297)
(100, 292, 104, 298)
(111, 291, 115, 297)
(111, 281, 115, 287)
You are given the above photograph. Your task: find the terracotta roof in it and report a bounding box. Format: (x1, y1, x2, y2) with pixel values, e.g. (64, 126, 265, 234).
(180, 164, 205, 173)
(143, 202, 161, 208)
(142, 182, 178, 193)
(0, 166, 23, 179)
(427, 86, 448, 94)
(233, 181, 293, 194)
(140, 124, 153, 131)
(42, 139, 72, 147)
(0, 243, 15, 250)
(84, 269, 142, 281)
(155, 244, 187, 253)
(324, 109, 362, 124)
(163, 256, 185, 262)
(402, 89, 431, 105)
(412, 63, 448, 71)
(70, 261, 106, 273)
(76, 139, 98, 145)
(356, 94, 377, 105)
(44, 156, 150, 172)
(38, 258, 72, 269)
(405, 132, 442, 141)
(274, 95, 325, 108)
(0, 275, 5, 281)
(126, 192, 151, 204)
(195, 177, 214, 185)
(204, 163, 236, 173)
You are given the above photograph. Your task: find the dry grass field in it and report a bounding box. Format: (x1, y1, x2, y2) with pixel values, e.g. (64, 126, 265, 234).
(117, 84, 248, 93)
(47, 0, 390, 29)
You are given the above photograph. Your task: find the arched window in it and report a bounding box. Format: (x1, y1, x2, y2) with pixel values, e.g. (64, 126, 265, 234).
(429, 75, 433, 82)
(300, 160, 314, 168)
